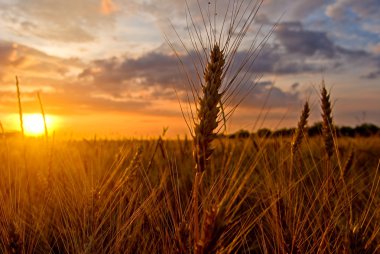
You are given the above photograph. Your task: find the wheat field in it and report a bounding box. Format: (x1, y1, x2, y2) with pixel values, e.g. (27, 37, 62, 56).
(0, 124, 379, 253)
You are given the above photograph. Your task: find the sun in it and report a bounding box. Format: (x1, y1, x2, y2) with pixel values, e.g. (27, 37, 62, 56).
(23, 114, 53, 136)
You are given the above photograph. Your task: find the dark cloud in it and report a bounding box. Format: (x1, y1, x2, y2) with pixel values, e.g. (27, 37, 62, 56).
(78, 16, 379, 107)
(78, 47, 303, 109)
(233, 80, 300, 108)
(291, 83, 300, 90)
(0, 41, 13, 66)
(363, 70, 380, 79)
(362, 56, 380, 79)
(276, 22, 337, 58)
(231, 44, 329, 76)
(78, 52, 188, 96)
(275, 22, 371, 60)
(271, 22, 378, 79)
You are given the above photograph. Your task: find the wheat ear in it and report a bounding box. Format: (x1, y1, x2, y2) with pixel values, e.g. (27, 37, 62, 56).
(321, 82, 334, 159)
(291, 101, 310, 156)
(193, 44, 225, 173)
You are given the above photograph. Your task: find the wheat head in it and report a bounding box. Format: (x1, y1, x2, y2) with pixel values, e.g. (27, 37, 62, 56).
(193, 44, 225, 174)
(321, 82, 334, 159)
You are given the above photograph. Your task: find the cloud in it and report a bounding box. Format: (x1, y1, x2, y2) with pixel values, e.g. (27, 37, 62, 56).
(229, 80, 300, 109)
(0, 41, 15, 67)
(290, 0, 324, 19)
(363, 70, 380, 79)
(271, 22, 377, 79)
(362, 56, 380, 79)
(0, 40, 180, 116)
(0, 0, 116, 43)
(77, 46, 304, 110)
(0, 41, 82, 79)
(276, 22, 337, 58)
(78, 52, 188, 98)
(260, 0, 324, 20)
(362, 23, 380, 35)
(370, 43, 380, 54)
(326, 0, 380, 20)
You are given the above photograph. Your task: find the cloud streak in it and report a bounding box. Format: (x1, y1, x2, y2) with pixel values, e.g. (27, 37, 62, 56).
(101, 0, 117, 15)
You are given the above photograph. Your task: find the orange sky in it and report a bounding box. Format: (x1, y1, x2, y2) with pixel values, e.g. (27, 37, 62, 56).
(1, 0, 379, 137)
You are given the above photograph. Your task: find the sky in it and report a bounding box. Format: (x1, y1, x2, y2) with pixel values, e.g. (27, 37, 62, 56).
(0, 0, 379, 137)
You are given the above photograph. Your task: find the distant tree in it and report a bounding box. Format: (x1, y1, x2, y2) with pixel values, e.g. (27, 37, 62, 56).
(308, 122, 323, 137)
(272, 128, 294, 137)
(228, 133, 236, 139)
(257, 128, 272, 138)
(227, 129, 250, 139)
(217, 133, 227, 139)
(224, 123, 379, 139)
(338, 126, 355, 137)
(237, 130, 250, 139)
(355, 123, 380, 137)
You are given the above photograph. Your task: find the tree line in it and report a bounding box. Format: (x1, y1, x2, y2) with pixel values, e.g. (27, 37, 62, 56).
(225, 123, 380, 139)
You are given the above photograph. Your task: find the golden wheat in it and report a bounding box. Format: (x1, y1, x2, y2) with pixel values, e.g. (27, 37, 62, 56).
(291, 101, 310, 156)
(321, 82, 334, 159)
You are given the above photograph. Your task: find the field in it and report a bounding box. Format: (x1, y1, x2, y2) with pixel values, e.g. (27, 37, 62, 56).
(0, 132, 379, 253)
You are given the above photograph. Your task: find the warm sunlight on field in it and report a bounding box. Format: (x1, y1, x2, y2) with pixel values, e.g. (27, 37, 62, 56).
(22, 114, 56, 136)
(23, 114, 45, 136)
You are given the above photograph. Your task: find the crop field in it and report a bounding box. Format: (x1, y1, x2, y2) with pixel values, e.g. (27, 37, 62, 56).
(1, 125, 379, 253)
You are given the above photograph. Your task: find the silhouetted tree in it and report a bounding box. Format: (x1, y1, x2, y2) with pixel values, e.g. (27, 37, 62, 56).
(338, 126, 355, 137)
(257, 128, 272, 138)
(272, 128, 294, 137)
(355, 123, 380, 137)
(308, 122, 323, 137)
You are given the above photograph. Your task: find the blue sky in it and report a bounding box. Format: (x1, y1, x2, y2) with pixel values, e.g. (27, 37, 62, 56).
(0, 0, 379, 136)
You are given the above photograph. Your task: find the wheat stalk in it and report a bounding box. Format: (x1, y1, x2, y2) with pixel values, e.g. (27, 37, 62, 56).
(167, 1, 269, 252)
(192, 44, 225, 250)
(196, 205, 217, 254)
(37, 92, 49, 141)
(15, 76, 24, 137)
(7, 222, 22, 254)
(0, 121, 4, 137)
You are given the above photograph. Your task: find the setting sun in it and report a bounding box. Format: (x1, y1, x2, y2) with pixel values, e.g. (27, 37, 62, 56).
(23, 114, 53, 136)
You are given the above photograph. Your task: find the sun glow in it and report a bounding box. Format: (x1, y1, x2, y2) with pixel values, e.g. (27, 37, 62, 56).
(23, 114, 55, 136)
